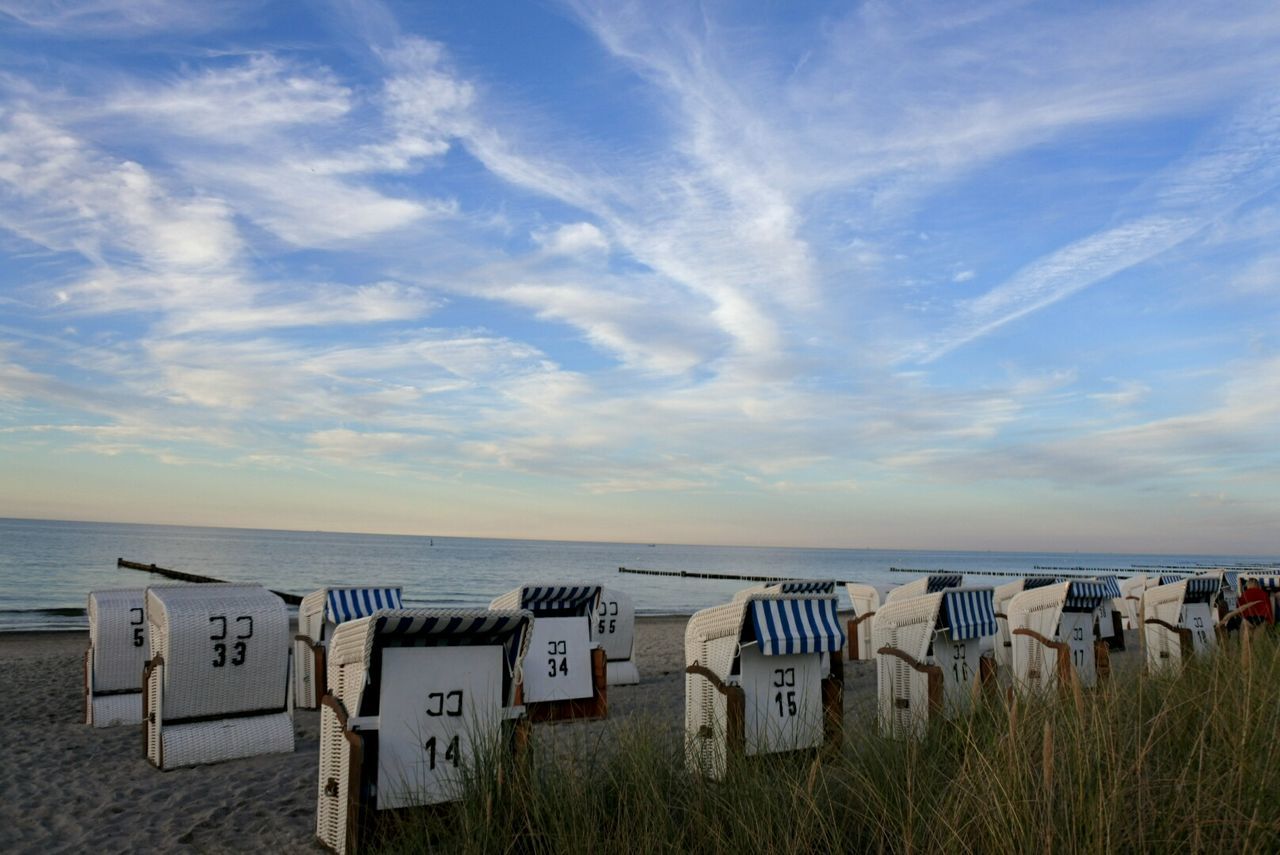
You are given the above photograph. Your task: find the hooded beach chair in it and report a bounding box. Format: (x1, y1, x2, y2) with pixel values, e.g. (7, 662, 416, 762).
(1091, 575, 1126, 651)
(143, 584, 293, 769)
(992, 577, 1059, 675)
(489, 585, 606, 721)
(294, 587, 403, 708)
(1118, 575, 1150, 630)
(315, 608, 533, 855)
(885, 574, 963, 604)
(1142, 576, 1221, 673)
(591, 587, 640, 685)
(845, 583, 880, 661)
(873, 587, 998, 739)
(684, 592, 845, 780)
(1007, 580, 1114, 694)
(85, 588, 149, 727)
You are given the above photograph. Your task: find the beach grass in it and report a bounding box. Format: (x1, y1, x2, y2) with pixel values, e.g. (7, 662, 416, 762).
(380, 633, 1280, 854)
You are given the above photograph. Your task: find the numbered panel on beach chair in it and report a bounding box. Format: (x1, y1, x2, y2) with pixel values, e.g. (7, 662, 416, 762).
(489, 585, 606, 720)
(316, 609, 532, 855)
(144, 584, 293, 769)
(295, 586, 402, 709)
(85, 588, 149, 727)
(685, 593, 845, 780)
(590, 587, 640, 686)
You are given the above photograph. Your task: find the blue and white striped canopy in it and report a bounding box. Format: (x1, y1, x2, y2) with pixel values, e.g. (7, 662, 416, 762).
(1158, 574, 1185, 586)
(748, 597, 846, 656)
(1064, 580, 1113, 610)
(938, 590, 998, 640)
(926, 574, 964, 593)
(1091, 576, 1122, 599)
(326, 588, 403, 624)
(765, 580, 837, 595)
(520, 585, 601, 615)
(1256, 577, 1280, 592)
(1183, 577, 1220, 599)
(1024, 576, 1061, 590)
(372, 611, 531, 677)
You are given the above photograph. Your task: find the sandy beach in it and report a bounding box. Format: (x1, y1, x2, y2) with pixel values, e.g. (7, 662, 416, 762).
(0, 616, 1128, 853)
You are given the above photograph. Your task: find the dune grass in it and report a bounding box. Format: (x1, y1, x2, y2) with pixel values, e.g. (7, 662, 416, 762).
(381, 634, 1280, 854)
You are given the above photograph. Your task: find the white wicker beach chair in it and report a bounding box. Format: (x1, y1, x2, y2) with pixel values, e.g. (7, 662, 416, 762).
(1142, 576, 1220, 674)
(294, 587, 403, 709)
(844, 583, 880, 661)
(143, 584, 293, 770)
(85, 588, 149, 727)
(992, 577, 1059, 676)
(684, 592, 845, 780)
(316, 608, 533, 855)
(873, 588, 999, 739)
(489, 585, 606, 721)
(884, 574, 963, 604)
(1118, 575, 1150, 630)
(1007, 580, 1114, 694)
(590, 587, 640, 686)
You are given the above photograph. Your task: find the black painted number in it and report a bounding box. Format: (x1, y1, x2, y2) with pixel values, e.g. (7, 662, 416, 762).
(130, 608, 144, 647)
(772, 667, 797, 717)
(595, 601, 619, 635)
(951, 643, 971, 683)
(424, 735, 461, 771)
(210, 614, 250, 667)
(547, 639, 568, 678)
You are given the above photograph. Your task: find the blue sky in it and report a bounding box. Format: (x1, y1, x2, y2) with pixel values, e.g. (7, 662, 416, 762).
(0, 0, 1278, 552)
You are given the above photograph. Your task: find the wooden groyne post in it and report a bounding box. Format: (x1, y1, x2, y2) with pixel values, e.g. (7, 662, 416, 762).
(617, 566, 798, 584)
(117, 558, 303, 606)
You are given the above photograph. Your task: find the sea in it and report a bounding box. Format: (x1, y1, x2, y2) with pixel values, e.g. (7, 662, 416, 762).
(2, 517, 1276, 632)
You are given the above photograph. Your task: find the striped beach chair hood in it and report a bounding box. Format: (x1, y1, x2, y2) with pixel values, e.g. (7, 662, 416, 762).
(926, 574, 964, 593)
(325, 587, 403, 624)
(1091, 576, 1122, 600)
(748, 596, 846, 655)
(1182, 577, 1220, 601)
(937, 589, 999, 640)
(1024, 576, 1061, 590)
(519, 585, 601, 615)
(1064, 580, 1113, 610)
(764, 580, 838, 595)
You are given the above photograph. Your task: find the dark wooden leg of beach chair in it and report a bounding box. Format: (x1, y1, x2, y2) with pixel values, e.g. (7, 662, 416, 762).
(822, 650, 844, 746)
(726, 684, 746, 757)
(1094, 640, 1111, 683)
(979, 652, 997, 694)
(589, 646, 608, 719)
(1109, 610, 1126, 651)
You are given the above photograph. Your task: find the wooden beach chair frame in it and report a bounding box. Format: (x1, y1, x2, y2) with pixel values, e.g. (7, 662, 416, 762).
(845, 583, 880, 661)
(489, 585, 607, 722)
(315, 608, 533, 855)
(143, 584, 294, 770)
(85, 588, 149, 727)
(685, 592, 846, 780)
(294, 587, 403, 709)
(1007, 581, 1114, 695)
(873, 587, 999, 739)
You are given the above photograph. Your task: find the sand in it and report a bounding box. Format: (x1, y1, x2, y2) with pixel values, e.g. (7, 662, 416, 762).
(0, 617, 1122, 853)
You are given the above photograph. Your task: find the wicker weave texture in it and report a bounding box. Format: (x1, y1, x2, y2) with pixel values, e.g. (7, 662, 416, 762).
(90, 693, 143, 728)
(1142, 582, 1187, 673)
(87, 589, 149, 693)
(845, 583, 880, 661)
(992, 580, 1026, 674)
(316, 701, 349, 854)
(885, 577, 929, 604)
(147, 585, 289, 720)
(1008, 582, 1069, 693)
(161, 712, 294, 769)
(873, 593, 941, 738)
(299, 589, 327, 641)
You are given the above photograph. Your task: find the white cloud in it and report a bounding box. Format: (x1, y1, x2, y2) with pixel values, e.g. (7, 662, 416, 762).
(534, 222, 609, 256)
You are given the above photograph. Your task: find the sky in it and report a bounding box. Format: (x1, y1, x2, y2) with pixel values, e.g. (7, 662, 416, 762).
(0, 1, 1278, 553)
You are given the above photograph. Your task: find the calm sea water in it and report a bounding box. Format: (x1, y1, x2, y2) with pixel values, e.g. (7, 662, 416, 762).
(2, 517, 1276, 631)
